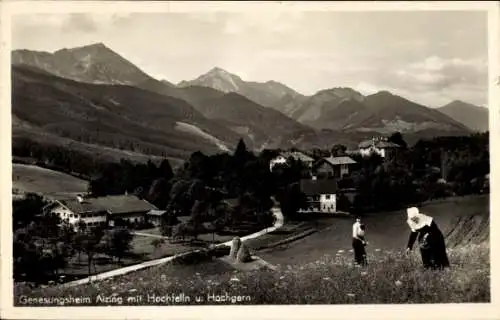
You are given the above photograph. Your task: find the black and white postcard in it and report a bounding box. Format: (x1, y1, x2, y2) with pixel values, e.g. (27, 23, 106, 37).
(1, 1, 499, 319)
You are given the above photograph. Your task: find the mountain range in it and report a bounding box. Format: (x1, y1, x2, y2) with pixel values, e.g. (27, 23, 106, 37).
(11, 42, 488, 164)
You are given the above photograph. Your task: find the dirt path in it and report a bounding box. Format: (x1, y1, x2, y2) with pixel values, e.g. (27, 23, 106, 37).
(132, 232, 169, 239)
(64, 207, 284, 287)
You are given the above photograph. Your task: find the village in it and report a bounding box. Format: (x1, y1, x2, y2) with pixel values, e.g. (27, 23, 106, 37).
(36, 136, 400, 233)
(12, 134, 415, 284)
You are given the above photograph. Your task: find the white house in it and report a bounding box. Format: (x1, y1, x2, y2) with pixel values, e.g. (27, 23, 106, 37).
(269, 151, 315, 171)
(298, 179, 338, 214)
(358, 138, 400, 158)
(43, 194, 158, 229)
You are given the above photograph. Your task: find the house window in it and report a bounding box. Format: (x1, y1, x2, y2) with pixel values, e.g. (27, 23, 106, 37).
(325, 195, 330, 200)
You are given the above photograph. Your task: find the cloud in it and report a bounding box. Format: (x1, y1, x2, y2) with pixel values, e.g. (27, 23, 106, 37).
(386, 56, 487, 90)
(61, 14, 97, 33)
(219, 11, 303, 35)
(14, 12, 134, 33)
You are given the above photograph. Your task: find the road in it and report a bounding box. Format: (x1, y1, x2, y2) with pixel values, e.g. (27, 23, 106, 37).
(64, 206, 284, 287)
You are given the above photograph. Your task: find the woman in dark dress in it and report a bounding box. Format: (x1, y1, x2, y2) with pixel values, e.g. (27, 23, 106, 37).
(352, 217, 368, 266)
(405, 207, 450, 270)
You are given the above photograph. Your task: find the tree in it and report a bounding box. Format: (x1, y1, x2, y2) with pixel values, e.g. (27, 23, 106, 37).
(160, 210, 180, 237)
(146, 178, 171, 209)
(388, 132, 408, 149)
(168, 179, 198, 215)
(158, 159, 174, 180)
(108, 227, 133, 263)
(190, 200, 206, 240)
(81, 227, 105, 276)
(234, 138, 248, 159)
(151, 238, 165, 249)
(331, 144, 347, 157)
(276, 182, 308, 220)
(12, 193, 47, 229)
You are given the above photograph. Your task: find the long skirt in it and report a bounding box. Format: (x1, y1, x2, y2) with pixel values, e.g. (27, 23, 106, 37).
(419, 222, 450, 270)
(352, 238, 367, 266)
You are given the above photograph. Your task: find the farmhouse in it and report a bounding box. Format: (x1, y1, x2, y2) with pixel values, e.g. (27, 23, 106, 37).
(358, 137, 400, 158)
(43, 194, 158, 229)
(312, 156, 357, 179)
(298, 179, 338, 214)
(269, 151, 315, 172)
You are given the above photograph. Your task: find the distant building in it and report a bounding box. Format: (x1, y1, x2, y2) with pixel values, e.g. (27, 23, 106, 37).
(312, 156, 357, 179)
(269, 151, 315, 172)
(43, 194, 158, 229)
(358, 137, 401, 158)
(146, 210, 167, 227)
(298, 179, 338, 214)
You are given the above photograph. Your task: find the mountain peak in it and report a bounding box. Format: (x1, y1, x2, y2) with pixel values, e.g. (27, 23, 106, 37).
(84, 42, 107, 49)
(13, 43, 153, 86)
(179, 66, 242, 93)
(373, 90, 394, 96)
(207, 66, 233, 76)
(55, 42, 111, 54)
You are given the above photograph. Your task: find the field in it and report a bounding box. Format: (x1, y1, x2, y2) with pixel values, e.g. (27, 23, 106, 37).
(13, 195, 490, 304)
(12, 163, 89, 196)
(256, 195, 490, 266)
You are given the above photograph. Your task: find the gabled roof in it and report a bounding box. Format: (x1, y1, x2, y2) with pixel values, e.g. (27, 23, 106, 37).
(358, 140, 375, 148)
(59, 195, 158, 215)
(279, 151, 314, 162)
(319, 156, 357, 166)
(147, 210, 166, 216)
(376, 141, 401, 148)
(300, 179, 337, 196)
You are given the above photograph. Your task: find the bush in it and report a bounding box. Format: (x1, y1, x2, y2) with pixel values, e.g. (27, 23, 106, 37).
(208, 245, 231, 258)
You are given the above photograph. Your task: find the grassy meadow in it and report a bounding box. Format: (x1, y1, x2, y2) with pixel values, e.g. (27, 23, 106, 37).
(14, 242, 489, 305)
(12, 163, 88, 196)
(14, 195, 490, 305)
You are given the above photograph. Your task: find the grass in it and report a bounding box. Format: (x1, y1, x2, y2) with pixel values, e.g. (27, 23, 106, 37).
(14, 242, 489, 305)
(258, 195, 489, 266)
(12, 163, 89, 195)
(13, 195, 490, 305)
(24, 231, 234, 282)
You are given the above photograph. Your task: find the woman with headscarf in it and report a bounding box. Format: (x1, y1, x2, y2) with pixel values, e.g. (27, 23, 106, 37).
(405, 207, 450, 270)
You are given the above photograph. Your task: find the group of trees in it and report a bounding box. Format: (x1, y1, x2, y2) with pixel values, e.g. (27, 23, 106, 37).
(344, 132, 489, 213)
(13, 194, 134, 283)
(13, 138, 106, 180)
(158, 140, 281, 240)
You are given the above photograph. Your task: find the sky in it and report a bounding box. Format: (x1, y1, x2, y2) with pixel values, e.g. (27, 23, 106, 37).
(11, 10, 489, 107)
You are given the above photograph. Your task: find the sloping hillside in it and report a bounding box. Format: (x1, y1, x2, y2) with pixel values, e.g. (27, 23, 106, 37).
(438, 100, 489, 132)
(193, 92, 315, 149)
(13, 163, 88, 195)
(12, 65, 240, 162)
(288, 87, 365, 123)
(342, 91, 471, 134)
